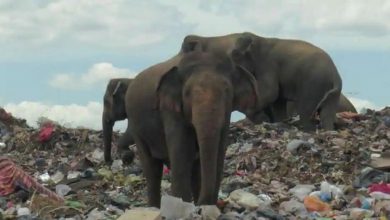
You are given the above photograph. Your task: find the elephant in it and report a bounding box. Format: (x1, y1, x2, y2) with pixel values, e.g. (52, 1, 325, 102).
(125, 42, 259, 207)
(102, 78, 135, 164)
(229, 32, 343, 131)
(253, 93, 357, 123)
(337, 94, 357, 113)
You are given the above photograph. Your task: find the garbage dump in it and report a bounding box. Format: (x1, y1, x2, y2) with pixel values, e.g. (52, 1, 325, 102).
(0, 107, 389, 219)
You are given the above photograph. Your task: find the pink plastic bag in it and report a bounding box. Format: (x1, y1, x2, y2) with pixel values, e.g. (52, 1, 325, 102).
(369, 183, 390, 194)
(163, 165, 170, 175)
(38, 123, 55, 143)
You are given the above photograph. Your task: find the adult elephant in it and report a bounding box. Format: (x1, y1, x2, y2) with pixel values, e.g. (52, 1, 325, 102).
(125, 43, 259, 207)
(231, 32, 343, 130)
(104, 34, 243, 166)
(102, 78, 135, 164)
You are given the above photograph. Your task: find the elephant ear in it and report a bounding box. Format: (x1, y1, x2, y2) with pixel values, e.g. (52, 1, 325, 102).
(155, 67, 183, 113)
(233, 65, 260, 114)
(111, 79, 130, 97)
(112, 81, 122, 96)
(230, 34, 256, 74)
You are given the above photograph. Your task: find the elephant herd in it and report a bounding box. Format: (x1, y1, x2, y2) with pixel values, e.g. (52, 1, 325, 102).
(101, 32, 357, 207)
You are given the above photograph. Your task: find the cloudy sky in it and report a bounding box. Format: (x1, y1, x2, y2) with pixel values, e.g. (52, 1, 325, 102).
(1, 0, 389, 130)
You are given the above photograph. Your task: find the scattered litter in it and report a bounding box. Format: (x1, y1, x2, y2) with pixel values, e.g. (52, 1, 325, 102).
(304, 195, 331, 212)
(228, 189, 271, 210)
(39, 173, 51, 183)
(118, 208, 161, 220)
(0, 106, 389, 219)
(51, 171, 65, 184)
(55, 184, 71, 197)
(160, 195, 195, 219)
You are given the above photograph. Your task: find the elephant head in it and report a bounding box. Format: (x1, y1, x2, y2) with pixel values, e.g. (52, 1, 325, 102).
(102, 78, 131, 163)
(156, 43, 260, 204)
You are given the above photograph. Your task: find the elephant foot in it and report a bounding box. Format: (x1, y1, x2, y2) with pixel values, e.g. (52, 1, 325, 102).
(104, 158, 113, 165)
(104, 153, 113, 165)
(298, 119, 318, 132)
(121, 150, 135, 165)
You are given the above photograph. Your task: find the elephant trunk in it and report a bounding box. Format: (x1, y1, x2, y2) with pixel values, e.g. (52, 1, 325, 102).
(192, 98, 227, 205)
(102, 112, 114, 163)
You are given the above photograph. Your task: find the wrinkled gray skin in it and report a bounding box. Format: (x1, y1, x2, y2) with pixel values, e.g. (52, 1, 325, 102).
(102, 78, 135, 164)
(230, 32, 343, 131)
(255, 93, 357, 123)
(125, 43, 259, 207)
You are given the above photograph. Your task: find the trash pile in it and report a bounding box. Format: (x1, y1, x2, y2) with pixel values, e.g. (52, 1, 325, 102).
(0, 107, 389, 219)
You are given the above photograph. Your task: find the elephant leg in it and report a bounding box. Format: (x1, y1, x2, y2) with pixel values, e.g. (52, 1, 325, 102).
(134, 136, 163, 208)
(271, 98, 288, 122)
(286, 101, 298, 118)
(247, 107, 273, 124)
(319, 92, 340, 130)
(191, 159, 201, 203)
(103, 119, 114, 164)
(167, 132, 195, 201)
(162, 113, 196, 202)
(296, 98, 319, 132)
(117, 126, 135, 165)
(263, 106, 274, 122)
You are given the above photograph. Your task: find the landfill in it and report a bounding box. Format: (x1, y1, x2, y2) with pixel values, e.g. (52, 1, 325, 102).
(0, 106, 389, 219)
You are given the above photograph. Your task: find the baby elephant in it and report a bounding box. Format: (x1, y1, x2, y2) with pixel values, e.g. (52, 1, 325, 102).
(102, 78, 135, 164)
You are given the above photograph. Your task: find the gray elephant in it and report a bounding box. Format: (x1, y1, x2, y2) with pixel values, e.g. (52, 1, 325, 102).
(125, 43, 259, 207)
(230, 32, 343, 131)
(102, 78, 135, 164)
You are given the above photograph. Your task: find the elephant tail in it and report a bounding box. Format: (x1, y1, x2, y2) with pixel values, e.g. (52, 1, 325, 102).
(312, 86, 341, 118)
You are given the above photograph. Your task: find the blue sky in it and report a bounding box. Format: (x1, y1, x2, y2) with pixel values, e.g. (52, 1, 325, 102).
(1, 0, 389, 130)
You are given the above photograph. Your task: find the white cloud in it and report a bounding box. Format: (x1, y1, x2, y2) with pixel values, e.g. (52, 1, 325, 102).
(4, 101, 102, 129)
(4, 101, 127, 131)
(49, 62, 136, 90)
(0, 0, 182, 49)
(348, 97, 382, 113)
(1, 0, 389, 51)
(158, 0, 390, 50)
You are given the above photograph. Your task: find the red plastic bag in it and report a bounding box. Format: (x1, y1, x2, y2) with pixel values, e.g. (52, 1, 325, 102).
(38, 123, 55, 143)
